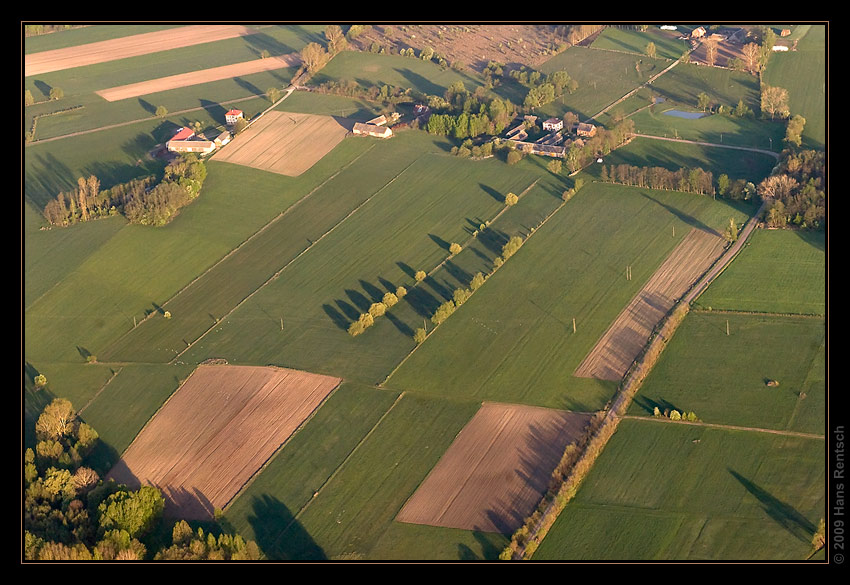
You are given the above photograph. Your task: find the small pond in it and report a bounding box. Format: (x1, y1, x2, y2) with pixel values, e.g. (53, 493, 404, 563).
(663, 110, 708, 119)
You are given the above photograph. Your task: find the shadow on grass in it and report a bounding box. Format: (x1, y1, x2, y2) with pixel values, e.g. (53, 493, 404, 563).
(246, 494, 326, 560)
(729, 468, 816, 544)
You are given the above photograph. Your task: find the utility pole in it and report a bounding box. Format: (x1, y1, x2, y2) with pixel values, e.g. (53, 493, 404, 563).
(281, 317, 284, 331)
(572, 317, 576, 333)
(726, 319, 730, 336)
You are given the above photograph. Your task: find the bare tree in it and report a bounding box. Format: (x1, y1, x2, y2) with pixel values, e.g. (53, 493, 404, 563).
(742, 43, 760, 74)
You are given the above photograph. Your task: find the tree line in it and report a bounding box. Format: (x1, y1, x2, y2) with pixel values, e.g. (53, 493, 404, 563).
(24, 397, 261, 561)
(43, 154, 207, 228)
(599, 163, 717, 196)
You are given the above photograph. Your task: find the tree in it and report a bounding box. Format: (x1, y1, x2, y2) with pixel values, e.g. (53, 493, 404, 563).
(155, 105, 168, 118)
(645, 41, 656, 59)
(301, 42, 330, 75)
(761, 85, 790, 119)
(382, 292, 399, 308)
(449, 242, 462, 255)
(723, 218, 739, 243)
(414, 328, 427, 344)
(453, 288, 472, 306)
(325, 24, 347, 55)
(742, 43, 761, 74)
(415, 270, 427, 283)
(49, 87, 64, 100)
(368, 302, 387, 318)
(97, 485, 165, 539)
(697, 92, 712, 112)
(36, 399, 77, 441)
(395, 285, 407, 299)
(785, 114, 806, 147)
(431, 301, 456, 326)
(506, 150, 523, 165)
(25, 89, 35, 106)
(703, 37, 718, 67)
(233, 117, 248, 135)
(266, 87, 281, 103)
(470, 272, 485, 291)
(504, 192, 518, 206)
(717, 174, 730, 197)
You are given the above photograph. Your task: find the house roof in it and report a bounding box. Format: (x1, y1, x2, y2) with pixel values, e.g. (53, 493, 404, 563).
(225, 109, 243, 116)
(171, 127, 195, 141)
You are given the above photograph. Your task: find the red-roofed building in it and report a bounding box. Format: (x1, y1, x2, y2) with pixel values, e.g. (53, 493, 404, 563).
(171, 127, 195, 141)
(225, 109, 244, 126)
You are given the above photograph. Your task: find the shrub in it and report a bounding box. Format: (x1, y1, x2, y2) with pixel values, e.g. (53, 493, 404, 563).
(449, 242, 462, 255)
(163, 311, 172, 319)
(34, 374, 48, 388)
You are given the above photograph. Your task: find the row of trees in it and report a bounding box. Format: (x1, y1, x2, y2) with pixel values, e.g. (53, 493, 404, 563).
(508, 67, 579, 110)
(43, 154, 208, 228)
(347, 287, 408, 337)
(25, 397, 261, 560)
(599, 163, 717, 196)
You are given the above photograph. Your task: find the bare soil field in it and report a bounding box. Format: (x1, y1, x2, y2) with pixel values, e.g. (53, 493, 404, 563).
(26, 25, 259, 77)
(105, 364, 340, 520)
(575, 228, 727, 381)
(95, 54, 300, 102)
(350, 24, 561, 73)
(396, 403, 592, 534)
(211, 111, 350, 176)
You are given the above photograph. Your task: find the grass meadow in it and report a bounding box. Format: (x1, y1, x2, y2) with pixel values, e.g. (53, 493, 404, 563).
(648, 62, 761, 116)
(265, 393, 482, 560)
(629, 312, 825, 434)
(590, 27, 690, 60)
(387, 182, 752, 411)
(696, 229, 825, 315)
(533, 419, 825, 560)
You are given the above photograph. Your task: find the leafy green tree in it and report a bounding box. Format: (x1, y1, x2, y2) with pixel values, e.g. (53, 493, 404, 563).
(717, 174, 730, 197)
(784, 114, 806, 147)
(414, 328, 427, 344)
(369, 302, 387, 318)
(155, 521, 262, 560)
(506, 150, 523, 165)
(470, 272, 485, 291)
(97, 485, 165, 539)
(645, 41, 656, 59)
(266, 87, 281, 103)
(382, 292, 399, 308)
(501, 235, 524, 260)
(431, 301, 456, 326)
(49, 87, 64, 100)
(453, 288, 472, 306)
(697, 92, 712, 112)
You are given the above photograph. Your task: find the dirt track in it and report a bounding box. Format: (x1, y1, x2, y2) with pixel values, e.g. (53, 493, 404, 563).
(575, 228, 727, 381)
(26, 25, 258, 77)
(396, 403, 591, 534)
(105, 364, 340, 520)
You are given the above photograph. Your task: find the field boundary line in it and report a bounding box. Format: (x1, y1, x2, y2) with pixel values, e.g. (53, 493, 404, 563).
(222, 378, 345, 515)
(622, 415, 825, 440)
(267, 390, 406, 552)
(690, 308, 825, 319)
(77, 366, 123, 416)
(170, 158, 421, 362)
(101, 144, 377, 357)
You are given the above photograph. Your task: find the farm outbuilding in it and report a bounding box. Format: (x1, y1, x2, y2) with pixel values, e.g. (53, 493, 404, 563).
(352, 122, 393, 138)
(166, 126, 217, 154)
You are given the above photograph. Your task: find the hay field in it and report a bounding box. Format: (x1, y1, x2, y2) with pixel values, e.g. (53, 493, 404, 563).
(211, 111, 351, 176)
(575, 227, 727, 381)
(396, 403, 591, 534)
(26, 25, 258, 76)
(95, 54, 300, 101)
(105, 364, 340, 520)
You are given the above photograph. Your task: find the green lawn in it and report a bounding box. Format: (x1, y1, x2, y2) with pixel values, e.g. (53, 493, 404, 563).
(388, 182, 752, 411)
(534, 419, 825, 560)
(648, 62, 761, 116)
(696, 229, 825, 315)
(24, 25, 179, 54)
(629, 312, 825, 434)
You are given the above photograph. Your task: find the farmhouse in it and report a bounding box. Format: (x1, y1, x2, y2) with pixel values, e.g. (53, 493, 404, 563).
(214, 131, 231, 147)
(576, 123, 597, 138)
(543, 118, 564, 132)
(166, 126, 216, 154)
(366, 112, 401, 126)
(225, 109, 243, 125)
(352, 122, 393, 138)
(691, 26, 706, 39)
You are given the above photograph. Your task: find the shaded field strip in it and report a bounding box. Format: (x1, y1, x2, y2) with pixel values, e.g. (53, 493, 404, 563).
(77, 367, 122, 416)
(623, 414, 825, 440)
(690, 308, 825, 319)
(25, 25, 259, 76)
(170, 158, 421, 363)
(265, 391, 406, 555)
(100, 145, 375, 361)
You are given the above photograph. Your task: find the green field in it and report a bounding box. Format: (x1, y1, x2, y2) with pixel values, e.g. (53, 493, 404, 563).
(534, 419, 825, 560)
(648, 62, 761, 116)
(388, 182, 752, 410)
(629, 312, 825, 433)
(591, 27, 689, 60)
(763, 25, 826, 148)
(696, 229, 825, 315)
(537, 46, 670, 120)
(24, 25, 180, 54)
(267, 393, 482, 560)
(224, 383, 401, 559)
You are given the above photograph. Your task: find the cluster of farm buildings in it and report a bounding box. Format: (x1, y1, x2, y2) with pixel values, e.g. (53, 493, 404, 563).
(165, 108, 244, 154)
(504, 115, 597, 158)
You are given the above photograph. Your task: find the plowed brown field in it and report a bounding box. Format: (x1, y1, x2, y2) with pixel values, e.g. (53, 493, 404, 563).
(26, 25, 259, 76)
(105, 364, 341, 520)
(211, 111, 351, 176)
(396, 403, 591, 534)
(94, 54, 300, 102)
(574, 228, 727, 381)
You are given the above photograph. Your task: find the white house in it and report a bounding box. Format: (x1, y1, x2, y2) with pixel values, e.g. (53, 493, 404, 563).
(543, 118, 564, 132)
(225, 109, 244, 126)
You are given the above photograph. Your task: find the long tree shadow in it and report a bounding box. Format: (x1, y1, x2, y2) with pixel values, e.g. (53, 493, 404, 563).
(403, 285, 441, 318)
(477, 226, 510, 256)
(246, 494, 326, 560)
(322, 304, 350, 331)
(443, 260, 472, 288)
(334, 299, 360, 321)
(640, 192, 721, 237)
(632, 395, 682, 416)
(429, 234, 450, 252)
(729, 468, 816, 544)
(359, 279, 385, 303)
(385, 311, 415, 337)
(345, 289, 372, 313)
